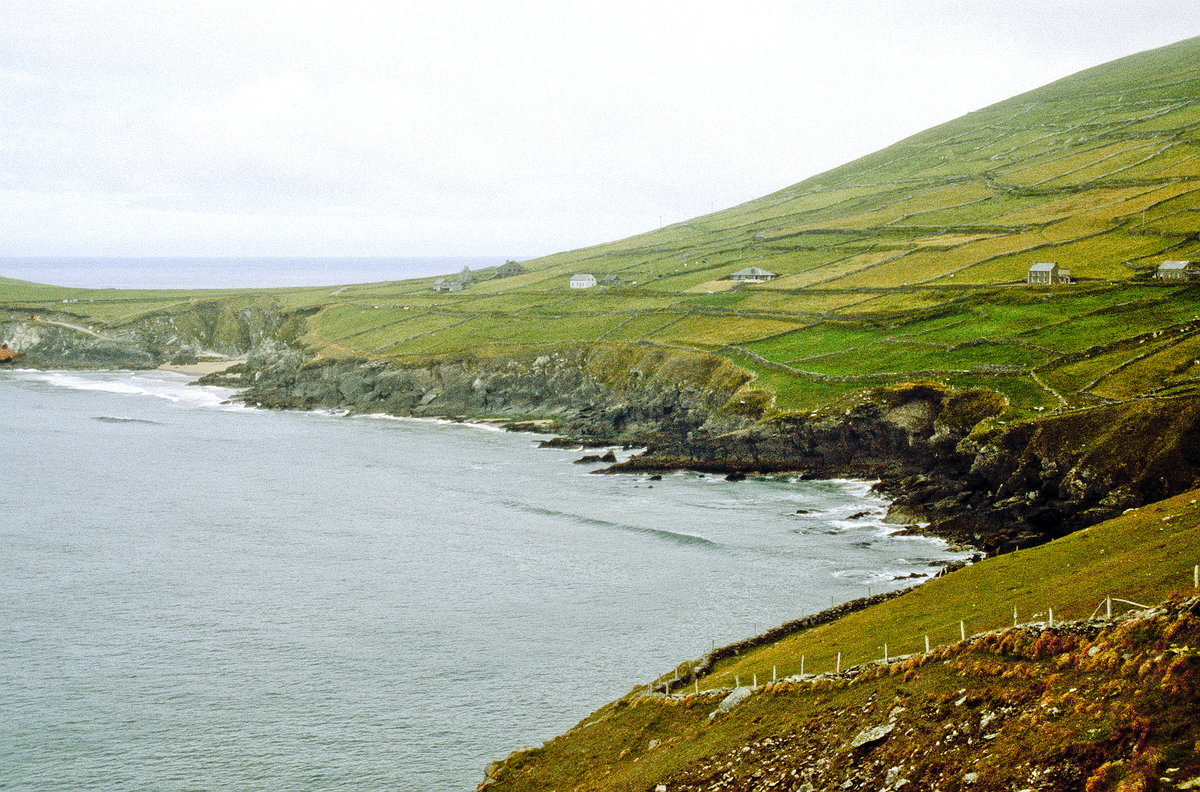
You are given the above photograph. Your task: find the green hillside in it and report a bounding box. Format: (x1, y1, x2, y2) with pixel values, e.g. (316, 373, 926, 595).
(6, 38, 1200, 420)
(478, 488, 1200, 792)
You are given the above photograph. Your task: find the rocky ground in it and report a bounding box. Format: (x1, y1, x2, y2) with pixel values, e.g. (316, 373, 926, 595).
(481, 598, 1200, 792)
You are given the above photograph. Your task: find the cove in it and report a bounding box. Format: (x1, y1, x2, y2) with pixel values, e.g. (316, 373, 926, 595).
(0, 370, 968, 791)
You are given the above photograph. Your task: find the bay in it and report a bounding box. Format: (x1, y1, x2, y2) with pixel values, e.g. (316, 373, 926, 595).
(0, 370, 966, 790)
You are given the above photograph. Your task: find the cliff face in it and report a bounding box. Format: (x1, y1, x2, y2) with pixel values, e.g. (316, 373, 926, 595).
(888, 397, 1200, 553)
(611, 383, 1200, 554)
(205, 344, 757, 443)
(0, 302, 297, 369)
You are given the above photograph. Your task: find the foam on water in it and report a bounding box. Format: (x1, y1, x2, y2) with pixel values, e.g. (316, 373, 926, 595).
(15, 369, 246, 411)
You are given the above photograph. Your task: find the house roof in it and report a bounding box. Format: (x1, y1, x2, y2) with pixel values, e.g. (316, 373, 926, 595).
(571, 273, 595, 279)
(1159, 260, 1196, 270)
(1028, 262, 1059, 272)
(729, 267, 777, 278)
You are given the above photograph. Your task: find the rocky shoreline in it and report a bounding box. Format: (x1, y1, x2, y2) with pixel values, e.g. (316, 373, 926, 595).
(203, 349, 1200, 557)
(7, 307, 1200, 558)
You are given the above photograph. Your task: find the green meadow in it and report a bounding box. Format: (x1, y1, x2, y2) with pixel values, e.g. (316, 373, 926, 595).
(6, 39, 1200, 422)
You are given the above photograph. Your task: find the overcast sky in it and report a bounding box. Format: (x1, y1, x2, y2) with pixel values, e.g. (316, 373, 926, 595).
(2, 1, 1199, 260)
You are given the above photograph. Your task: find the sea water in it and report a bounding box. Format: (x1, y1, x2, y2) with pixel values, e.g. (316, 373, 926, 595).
(0, 370, 967, 791)
(0, 256, 503, 289)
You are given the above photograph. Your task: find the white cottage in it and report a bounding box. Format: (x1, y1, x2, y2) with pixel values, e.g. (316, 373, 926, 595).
(1027, 262, 1070, 285)
(570, 273, 597, 289)
(1157, 260, 1198, 280)
(727, 267, 777, 283)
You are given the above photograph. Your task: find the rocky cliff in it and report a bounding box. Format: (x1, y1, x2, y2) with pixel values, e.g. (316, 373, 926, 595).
(611, 383, 1200, 555)
(9, 298, 1200, 558)
(203, 343, 757, 444)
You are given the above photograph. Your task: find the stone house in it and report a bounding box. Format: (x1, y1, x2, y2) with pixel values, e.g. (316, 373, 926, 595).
(570, 273, 597, 289)
(727, 267, 777, 283)
(1027, 262, 1071, 284)
(1156, 260, 1198, 280)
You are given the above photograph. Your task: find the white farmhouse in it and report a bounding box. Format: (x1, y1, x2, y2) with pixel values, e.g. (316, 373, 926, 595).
(1157, 260, 1198, 280)
(1027, 262, 1071, 285)
(570, 273, 597, 289)
(727, 267, 777, 283)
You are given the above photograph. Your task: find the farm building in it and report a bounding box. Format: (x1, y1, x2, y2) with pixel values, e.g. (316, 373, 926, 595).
(600, 274, 624, 285)
(570, 273, 597, 289)
(727, 267, 777, 283)
(432, 277, 467, 292)
(1157, 260, 1198, 280)
(1027, 262, 1071, 284)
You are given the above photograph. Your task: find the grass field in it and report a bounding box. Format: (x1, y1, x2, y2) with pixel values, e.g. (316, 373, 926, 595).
(5, 38, 1200, 421)
(698, 487, 1200, 690)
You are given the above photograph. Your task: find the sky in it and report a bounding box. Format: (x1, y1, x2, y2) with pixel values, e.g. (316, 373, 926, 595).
(3, 1, 1200, 261)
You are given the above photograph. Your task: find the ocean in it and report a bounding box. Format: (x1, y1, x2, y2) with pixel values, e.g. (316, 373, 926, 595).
(0, 369, 967, 790)
(0, 257, 505, 290)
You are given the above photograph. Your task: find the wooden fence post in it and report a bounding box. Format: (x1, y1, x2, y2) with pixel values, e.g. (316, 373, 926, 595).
(801, 655, 805, 676)
(884, 643, 889, 663)
(925, 634, 930, 653)
(960, 620, 965, 641)
(837, 652, 841, 673)
(1049, 608, 1054, 628)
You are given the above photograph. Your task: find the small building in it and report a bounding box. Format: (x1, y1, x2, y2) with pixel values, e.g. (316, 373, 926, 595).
(1157, 260, 1198, 280)
(570, 273, 597, 289)
(432, 277, 467, 293)
(600, 274, 624, 286)
(1027, 262, 1071, 285)
(727, 267, 777, 283)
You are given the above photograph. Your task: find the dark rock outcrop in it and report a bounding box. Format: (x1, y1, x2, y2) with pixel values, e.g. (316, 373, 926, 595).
(208, 345, 756, 445)
(613, 384, 1200, 555)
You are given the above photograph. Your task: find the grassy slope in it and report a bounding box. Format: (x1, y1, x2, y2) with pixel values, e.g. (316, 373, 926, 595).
(6, 39, 1200, 420)
(482, 488, 1200, 791)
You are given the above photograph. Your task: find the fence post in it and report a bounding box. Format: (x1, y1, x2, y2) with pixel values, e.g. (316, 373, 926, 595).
(753, 673, 757, 688)
(1107, 596, 1112, 619)
(695, 679, 699, 695)
(736, 675, 740, 688)
(1194, 564, 1198, 588)
(801, 655, 805, 676)
(1013, 606, 1018, 627)
(960, 620, 966, 641)
(837, 652, 841, 673)
(924, 634, 930, 653)
(884, 643, 888, 663)
(1049, 608, 1054, 628)
(773, 665, 777, 683)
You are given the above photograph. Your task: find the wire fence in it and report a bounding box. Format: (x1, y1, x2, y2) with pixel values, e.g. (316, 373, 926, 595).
(652, 564, 1199, 697)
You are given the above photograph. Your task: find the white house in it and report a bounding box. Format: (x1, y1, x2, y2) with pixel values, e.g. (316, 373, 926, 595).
(570, 273, 597, 289)
(727, 267, 777, 283)
(1157, 260, 1198, 280)
(1027, 262, 1071, 285)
